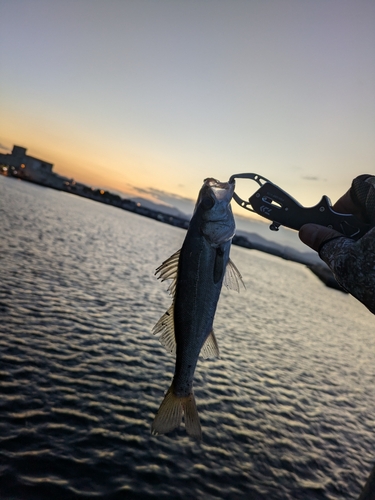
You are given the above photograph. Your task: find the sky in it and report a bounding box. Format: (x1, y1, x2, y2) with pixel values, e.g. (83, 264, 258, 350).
(1, 0, 374, 217)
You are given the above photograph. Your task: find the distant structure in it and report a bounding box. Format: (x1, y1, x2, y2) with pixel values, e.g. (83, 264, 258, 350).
(0, 143, 190, 229)
(0, 145, 54, 182)
(0, 144, 69, 188)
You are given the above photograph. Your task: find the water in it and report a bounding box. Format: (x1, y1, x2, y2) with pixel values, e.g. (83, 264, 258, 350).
(1, 176, 374, 500)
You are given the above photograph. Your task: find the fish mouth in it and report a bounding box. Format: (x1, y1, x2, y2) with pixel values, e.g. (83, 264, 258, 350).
(193, 177, 236, 245)
(203, 178, 235, 202)
(193, 178, 235, 218)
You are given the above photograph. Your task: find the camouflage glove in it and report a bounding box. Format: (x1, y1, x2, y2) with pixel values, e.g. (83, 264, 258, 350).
(300, 175, 375, 315)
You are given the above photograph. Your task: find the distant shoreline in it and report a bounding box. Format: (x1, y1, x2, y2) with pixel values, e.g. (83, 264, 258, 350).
(1, 172, 345, 292)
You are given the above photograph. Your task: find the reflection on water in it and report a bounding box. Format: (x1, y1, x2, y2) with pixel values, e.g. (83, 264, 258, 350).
(0, 176, 374, 500)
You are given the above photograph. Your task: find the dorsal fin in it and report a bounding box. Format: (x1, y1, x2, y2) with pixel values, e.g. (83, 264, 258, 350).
(224, 259, 245, 292)
(155, 249, 180, 296)
(152, 303, 176, 355)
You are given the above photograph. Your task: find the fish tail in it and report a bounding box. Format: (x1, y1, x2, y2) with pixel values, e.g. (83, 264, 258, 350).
(151, 382, 202, 440)
(181, 390, 202, 440)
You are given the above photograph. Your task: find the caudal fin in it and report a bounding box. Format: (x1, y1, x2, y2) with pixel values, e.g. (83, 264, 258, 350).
(151, 383, 202, 440)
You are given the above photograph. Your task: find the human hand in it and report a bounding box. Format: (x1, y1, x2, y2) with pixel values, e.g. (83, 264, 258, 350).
(299, 175, 375, 315)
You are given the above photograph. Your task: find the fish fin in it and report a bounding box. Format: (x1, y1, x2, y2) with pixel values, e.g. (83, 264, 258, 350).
(182, 391, 202, 440)
(151, 383, 202, 440)
(224, 259, 245, 292)
(151, 383, 183, 435)
(152, 303, 176, 355)
(155, 249, 180, 295)
(213, 247, 225, 284)
(200, 330, 220, 359)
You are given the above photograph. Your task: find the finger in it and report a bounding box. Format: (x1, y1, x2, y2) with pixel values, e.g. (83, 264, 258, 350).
(299, 223, 343, 252)
(332, 189, 363, 219)
(333, 175, 375, 223)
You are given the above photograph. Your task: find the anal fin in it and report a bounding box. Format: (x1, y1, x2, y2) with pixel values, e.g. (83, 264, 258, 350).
(200, 330, 220, 359)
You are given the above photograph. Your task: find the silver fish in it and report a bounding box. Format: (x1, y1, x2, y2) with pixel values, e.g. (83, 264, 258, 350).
(151, 178, 243, 440)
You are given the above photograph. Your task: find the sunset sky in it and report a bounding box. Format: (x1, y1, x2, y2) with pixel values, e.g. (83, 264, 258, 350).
(1, 0, 374, 215)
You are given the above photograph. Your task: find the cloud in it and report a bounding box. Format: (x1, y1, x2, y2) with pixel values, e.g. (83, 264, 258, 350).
(131, 186, 196, 216)
(0, 143, 11, 153)
(301, 176, 326, 181)
(101, 183, 196, 217)
(138, 187, 193, 204)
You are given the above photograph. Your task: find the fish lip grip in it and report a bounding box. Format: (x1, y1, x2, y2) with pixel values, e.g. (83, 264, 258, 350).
(229, 173, 370, 240)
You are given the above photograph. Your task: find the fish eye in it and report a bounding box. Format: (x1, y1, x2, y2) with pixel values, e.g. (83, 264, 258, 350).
(201, 196, 215, 210)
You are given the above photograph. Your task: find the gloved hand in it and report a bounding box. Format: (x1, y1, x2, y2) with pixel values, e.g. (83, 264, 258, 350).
(299, 175, 375, 315)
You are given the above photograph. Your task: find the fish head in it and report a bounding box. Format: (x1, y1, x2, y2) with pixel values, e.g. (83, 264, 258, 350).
(194, 178, 236, 246)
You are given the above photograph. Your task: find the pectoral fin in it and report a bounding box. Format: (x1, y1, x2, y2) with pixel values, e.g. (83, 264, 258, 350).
(213, 247, 225, 284)
(224, 258, 245, 292)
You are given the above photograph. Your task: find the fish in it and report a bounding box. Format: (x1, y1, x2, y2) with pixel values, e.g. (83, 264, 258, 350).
(151, 177, 243, 440)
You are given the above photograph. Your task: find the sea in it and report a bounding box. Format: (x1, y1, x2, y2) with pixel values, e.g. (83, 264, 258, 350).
(1, 175, 374, 500)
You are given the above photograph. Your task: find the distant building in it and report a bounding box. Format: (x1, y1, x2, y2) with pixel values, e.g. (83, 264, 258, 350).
(0, 145, 53, 178)
(0, 145, 69, 188)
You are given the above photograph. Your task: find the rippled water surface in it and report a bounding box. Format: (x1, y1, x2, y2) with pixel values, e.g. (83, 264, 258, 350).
(1, 176, 375, 500)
